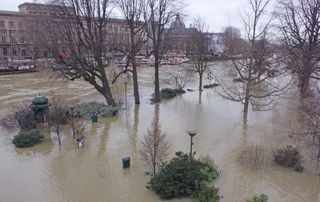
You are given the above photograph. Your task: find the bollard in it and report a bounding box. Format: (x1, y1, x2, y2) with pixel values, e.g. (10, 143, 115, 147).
(122, 157, 130, 169)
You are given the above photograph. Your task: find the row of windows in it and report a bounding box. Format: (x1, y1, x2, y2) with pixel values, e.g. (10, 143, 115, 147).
(0, 20, 23, 28)
(1, 47, 27, 56)
(108, 25, 129, 33)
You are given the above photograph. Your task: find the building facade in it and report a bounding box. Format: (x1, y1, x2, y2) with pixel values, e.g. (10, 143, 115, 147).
(165, 14, 223, 55)
(0, 2, 131, 67)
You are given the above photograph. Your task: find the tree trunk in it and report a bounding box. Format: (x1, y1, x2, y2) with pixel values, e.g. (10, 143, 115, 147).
(154, 56, 161, 103)
(132, 63, 140, 104)
(199, 72, 203, 91)
(243, 83, 250, 120)
(318, 136, 320, 159)
(299, 76, 311, 98)
(104, 88, 116, 106)
(130, 27, 140, 105)
(101, 71, 116, 106)
(56, 125, 61, 145)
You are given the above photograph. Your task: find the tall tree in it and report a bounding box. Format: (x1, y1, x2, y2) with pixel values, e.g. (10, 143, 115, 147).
(277, 0, 320, 97)
(144, 0, 184, 102)
(218, 0, 289, 120)
(114, 0, 146, 104)
(189, 17, 211, 91)
(49, 0, 116, 106)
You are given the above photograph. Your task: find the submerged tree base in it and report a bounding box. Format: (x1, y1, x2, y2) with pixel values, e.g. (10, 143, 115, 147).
(203, 83, 219, 89)
(160, 88, 186, 99)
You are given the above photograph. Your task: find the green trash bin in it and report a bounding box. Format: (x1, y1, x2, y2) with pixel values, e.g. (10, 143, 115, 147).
(91, 115, 98, 123)
(122, 157, 130, 169)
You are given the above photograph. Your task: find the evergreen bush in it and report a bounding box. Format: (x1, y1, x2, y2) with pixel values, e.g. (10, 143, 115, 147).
(246, 194, 268, 202)
(12, 130, 44, 148)
(72, 102, 118, 119)
(149, 152, 219, 199)
(160, 88, 186, 99)
(273, 145, 302, 168)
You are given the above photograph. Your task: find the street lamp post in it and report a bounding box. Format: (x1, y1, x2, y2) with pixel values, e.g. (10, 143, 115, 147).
(188, 130, 197, 160)
(70, 106, 75, 139)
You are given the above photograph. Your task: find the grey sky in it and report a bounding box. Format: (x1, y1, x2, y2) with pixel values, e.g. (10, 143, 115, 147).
(0, 0, 274, 32)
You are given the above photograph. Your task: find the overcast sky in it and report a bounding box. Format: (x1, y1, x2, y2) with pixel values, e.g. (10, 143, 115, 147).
(0, 0, 275, 32)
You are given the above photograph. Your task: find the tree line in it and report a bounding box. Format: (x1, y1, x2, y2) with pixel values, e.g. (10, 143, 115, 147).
(24, 0, 320, 118)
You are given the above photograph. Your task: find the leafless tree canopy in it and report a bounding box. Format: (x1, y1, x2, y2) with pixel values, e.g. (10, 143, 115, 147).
(144, 0, 184, 102)
(218, 0, 290, 119)
(277, 0, 320, 97)
(46, 0, 116, 106)
(113, 0, 147, 104)
(188, 17, 211, 91)
(300, 89, 320, 158)
(165, 70, 191, 90)
(140, 118, 169, 176)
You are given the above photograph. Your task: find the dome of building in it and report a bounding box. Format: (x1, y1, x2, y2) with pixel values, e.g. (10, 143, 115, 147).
(31, 95, 49, 110)
(170, 14, 185, 28)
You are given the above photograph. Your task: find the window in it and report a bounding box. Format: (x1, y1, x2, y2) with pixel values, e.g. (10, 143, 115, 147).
(12, 47, 17, 56)
(10, 31, 16, 43)
(18, 22, 23, 27)
(0, 21, 4, 28)
(9, 21, 14, 28)
(20, 35, 25, 43)
(0, 31, 6, 43)
(3, 47, 7, 55)
(114, 26, 118, 32)
(21, 48, 26, 56)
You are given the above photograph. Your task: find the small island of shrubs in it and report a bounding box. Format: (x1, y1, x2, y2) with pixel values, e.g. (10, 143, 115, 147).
(148, 152, 220, 201)
(160, 88, 186, 99)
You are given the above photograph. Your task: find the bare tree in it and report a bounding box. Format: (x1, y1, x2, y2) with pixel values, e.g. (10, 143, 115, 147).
(301, 91, 320, 159)
(47, 0, 116, 106)
(113, 0, 146, 105)
(218, 0, 290, 120)
(140, 117, 169, 176)
(277, 0, 320, 97)
(49, 93, 66, 145)
(221, 26, 241, 57)
(165, 70, 191, 90)
(144, 0, 184, 102)
(188, 17, 211, 91)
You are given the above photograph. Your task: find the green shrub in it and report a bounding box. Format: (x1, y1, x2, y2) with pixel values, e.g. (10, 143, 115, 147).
(203, 84, 219, 89)
(160, 88, 186, 99)
(149, 152, 219, 199)
(246, 194, 268, 202)
(72, 102, 118, 119)
(12, 130, 44, 148)
(273, 145, 302, 168)
(193, 185, 220, 202)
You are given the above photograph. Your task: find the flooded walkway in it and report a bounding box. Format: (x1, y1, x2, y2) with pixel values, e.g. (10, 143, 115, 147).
(0, 62, 319, 202)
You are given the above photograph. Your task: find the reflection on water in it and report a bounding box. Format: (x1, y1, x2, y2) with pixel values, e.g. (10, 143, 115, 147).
(0, 62, 319, 202)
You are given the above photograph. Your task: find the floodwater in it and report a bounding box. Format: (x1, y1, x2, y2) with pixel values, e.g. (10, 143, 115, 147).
(0, 62, 320, 202)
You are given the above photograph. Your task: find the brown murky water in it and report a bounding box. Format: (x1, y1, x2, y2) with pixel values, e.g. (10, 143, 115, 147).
(0, 62, 319, 202)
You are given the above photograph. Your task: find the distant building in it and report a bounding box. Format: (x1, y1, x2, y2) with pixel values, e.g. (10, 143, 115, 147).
(165, 14, 223, 55)
(165, 14, 197, 54)
(0, 2, 131, 67)
(0, 2, 224, 67)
